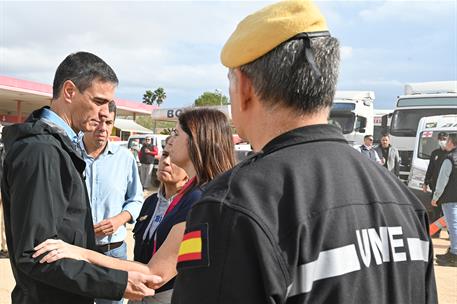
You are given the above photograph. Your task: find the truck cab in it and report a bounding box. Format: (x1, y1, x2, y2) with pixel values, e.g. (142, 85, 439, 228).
(388, 81, 457, 181)
(328, 91, 374, 146)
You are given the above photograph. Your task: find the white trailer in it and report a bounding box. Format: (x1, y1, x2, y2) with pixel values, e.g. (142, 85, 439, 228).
(328, 91, 375, 146)
(387, 81, 457, 181)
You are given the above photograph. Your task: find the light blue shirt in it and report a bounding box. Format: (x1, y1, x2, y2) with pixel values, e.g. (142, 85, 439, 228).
(81, 140, 144, 245)
(41, 108, 79, 146)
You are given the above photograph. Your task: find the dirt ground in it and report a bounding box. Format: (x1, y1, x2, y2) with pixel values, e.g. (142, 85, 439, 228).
(0, 227, 456, 303)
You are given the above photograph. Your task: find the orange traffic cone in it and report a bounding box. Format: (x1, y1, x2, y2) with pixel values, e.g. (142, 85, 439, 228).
(429, 216, 447, 236)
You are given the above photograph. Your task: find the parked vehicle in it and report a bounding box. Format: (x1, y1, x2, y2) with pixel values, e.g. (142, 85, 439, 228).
(127, 134, 168, 156)
(127, 134, 169, 188)
(407, 114, 457, 211)
(328, 91, 375, 146)
(385, 81, 457, 181)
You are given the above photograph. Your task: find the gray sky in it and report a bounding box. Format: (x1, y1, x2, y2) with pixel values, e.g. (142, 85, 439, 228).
(1, 0, 456, 109)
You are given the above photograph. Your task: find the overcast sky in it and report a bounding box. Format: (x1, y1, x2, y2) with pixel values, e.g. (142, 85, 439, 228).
(1, 1, 456, 109)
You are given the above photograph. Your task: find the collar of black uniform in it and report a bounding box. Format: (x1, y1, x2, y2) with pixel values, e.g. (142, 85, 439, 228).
(259, 124, 347, 156)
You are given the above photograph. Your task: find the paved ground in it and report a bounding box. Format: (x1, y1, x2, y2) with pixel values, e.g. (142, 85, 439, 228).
(0, 226, 456, 303)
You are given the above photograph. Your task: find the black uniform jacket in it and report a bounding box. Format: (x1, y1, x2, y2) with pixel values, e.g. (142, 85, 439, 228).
(172, 124, 437, 304)
(1, 108, 127, 304)
(424, 148, 448, 192)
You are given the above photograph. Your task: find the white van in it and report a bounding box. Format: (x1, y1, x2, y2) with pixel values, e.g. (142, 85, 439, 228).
(127, 134, 169, 156)
(408, 114, 457, 210)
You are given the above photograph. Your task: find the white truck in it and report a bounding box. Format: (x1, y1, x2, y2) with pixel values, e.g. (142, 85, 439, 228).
(386, 81, 457, 181)
(328, 91, 375, 146)
(407, 114, 457, 212)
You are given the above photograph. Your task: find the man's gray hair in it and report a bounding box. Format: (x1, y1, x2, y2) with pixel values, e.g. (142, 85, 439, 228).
(238, 36, 340, 114)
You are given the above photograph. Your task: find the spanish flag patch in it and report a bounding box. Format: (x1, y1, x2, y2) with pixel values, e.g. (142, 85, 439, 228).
(177, 224, 209, 268)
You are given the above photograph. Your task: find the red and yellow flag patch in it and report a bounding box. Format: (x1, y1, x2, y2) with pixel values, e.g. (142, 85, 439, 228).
(177, 224, 209, 268)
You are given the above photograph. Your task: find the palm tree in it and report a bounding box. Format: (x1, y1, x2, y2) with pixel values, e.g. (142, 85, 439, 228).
(142, 90, 156, 105)
(154, 87, 167, 107)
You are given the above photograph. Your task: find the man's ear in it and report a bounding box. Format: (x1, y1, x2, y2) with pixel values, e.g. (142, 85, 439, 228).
(234, 69, 254, 111)
(62, 80, 76, 104)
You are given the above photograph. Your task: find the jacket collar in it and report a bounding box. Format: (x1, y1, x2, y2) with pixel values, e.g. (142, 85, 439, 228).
(260, 124, 347, 156)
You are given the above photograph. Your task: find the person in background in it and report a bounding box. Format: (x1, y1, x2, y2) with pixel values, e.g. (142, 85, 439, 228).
(139, 136, 158, 189)
(374, 133, 400, 176)
(423, 131, 449, 238)
(360, 134, 382, 164)
(431, 133, 457, 267)
(171, 1, 437, 303)
(80, 101, 144, 304)
(33, 108, 236, 304)
(1, 51, 159, 304)
(130, 139, 142, 167)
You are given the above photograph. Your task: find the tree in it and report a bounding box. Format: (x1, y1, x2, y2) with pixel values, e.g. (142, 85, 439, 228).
(154, 87, 167, 107)
(194, 90, 229, 107)
(142, 90, 156, 105)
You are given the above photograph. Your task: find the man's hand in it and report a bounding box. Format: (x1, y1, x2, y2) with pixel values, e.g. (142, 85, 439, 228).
(422, 184, 429, 193)
(431, 199, 438, 207)
(123, 271, 162, 300)
(94, 212, 131, 237)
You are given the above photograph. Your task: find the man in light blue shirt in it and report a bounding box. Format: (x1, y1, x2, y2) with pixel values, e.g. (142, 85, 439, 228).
(80, 101, 143, 303)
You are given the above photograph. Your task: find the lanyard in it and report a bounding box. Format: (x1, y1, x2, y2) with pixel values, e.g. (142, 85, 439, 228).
(152, 176, 196, 254)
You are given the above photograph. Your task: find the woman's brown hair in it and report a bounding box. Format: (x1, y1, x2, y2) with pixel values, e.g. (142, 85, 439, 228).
(178, 108, 236, 186)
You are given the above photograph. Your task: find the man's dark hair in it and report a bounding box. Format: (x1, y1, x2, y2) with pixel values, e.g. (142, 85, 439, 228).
(52, 51, 118, 99)
(438, 132, 448, 140)
(364, 134, 374, 140)
(381, 133, 390, 138)
(108, 100, 117, 120)
(238, 37, 340, 114)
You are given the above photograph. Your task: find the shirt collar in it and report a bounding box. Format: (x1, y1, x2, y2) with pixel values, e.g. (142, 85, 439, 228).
(41, 108, 79, 144)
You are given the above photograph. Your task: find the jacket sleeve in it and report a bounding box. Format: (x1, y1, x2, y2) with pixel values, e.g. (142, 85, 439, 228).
(6, 143, 127, 300)
(394, 148, 400, 177)
(172, 199, 288, 304)
(424, 151, 436, 186)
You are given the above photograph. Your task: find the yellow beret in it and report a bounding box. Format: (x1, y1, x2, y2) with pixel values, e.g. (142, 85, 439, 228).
(221, 0, 328, 68)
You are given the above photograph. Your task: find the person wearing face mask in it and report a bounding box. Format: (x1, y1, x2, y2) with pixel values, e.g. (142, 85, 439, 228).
(423, 132, 449, 238)
(431, 133, 457, 266)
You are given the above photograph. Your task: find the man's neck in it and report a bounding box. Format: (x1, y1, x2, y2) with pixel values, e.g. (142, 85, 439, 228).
(50, 102, 78, 133)
(83, 137, 107, 158)
(247, 106, 329, 151)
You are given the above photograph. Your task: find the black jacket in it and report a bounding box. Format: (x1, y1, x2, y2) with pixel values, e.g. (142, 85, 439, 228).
(424, 148, 448, 191)
(1, 108, 127, 304)
(438, 149, 457, 204)
(172, 124, 437, 304)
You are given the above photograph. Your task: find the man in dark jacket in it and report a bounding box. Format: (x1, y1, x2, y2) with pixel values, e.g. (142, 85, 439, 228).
(431, 133, 457, 267)
(1, 52, 160, 304)
(423, 131, 449, 237)
(171, 1, 437, 303)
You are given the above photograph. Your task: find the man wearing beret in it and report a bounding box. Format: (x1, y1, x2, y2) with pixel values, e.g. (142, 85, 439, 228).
(172, 1, 437, 303)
